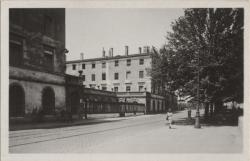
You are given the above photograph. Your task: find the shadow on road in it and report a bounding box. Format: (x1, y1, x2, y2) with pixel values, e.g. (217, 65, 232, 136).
(9, 119, 124, 131)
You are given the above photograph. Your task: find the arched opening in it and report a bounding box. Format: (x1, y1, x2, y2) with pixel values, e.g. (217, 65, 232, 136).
(42, 87, 55, 115)
(9, 83, 25, 117)
(70, 92, 79, 114)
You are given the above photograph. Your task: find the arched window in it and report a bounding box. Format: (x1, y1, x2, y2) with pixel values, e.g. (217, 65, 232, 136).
(42, 87, 55, 114)
(9, 83, 25, 117)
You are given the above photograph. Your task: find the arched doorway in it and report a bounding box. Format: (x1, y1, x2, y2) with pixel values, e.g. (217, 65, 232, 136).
(70, 92, 79, 114)
(42, 87, 55, 115)
(9, 83, 25, 117)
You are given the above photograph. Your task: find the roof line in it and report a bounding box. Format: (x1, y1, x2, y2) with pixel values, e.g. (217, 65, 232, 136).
(66, 53, 152, 64)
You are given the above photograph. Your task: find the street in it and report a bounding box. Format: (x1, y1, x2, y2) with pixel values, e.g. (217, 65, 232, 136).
(9, 109, 242, 153)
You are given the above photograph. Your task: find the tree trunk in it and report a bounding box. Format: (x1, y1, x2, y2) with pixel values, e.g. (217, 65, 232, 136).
(204, 102, 209, 119)
(209, 103, 214, 117)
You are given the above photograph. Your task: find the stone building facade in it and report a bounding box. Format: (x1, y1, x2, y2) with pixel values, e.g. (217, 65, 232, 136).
(9, 9, 67, 118)
(66, 46, 177, 113)
(66, 46, 152, 93)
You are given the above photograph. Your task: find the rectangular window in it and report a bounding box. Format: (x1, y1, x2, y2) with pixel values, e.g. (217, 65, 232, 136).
(115, 60, 119, 67)
(91, 74, 95, 81)
(127, 59, 131, 66)
(114, 87, 119, 92)
(102, 73, 106, 80)
(92, 63, 95, 68)
(43, 45, 54, 70)
(82, 64, 85, 69)
(72, 64, 76, 70)
(102, 62, 106, 68)
(126, 71, 131, 79)
(139, 71, 144, 78)
(102, 87, 107, 91)
(139, 59, 144, 65)
(9, 40, 23, 67)
(139, 85, 144, 92)
(114, 73, 119, 80)
(82, 75, 85, 81)
(126, 86, 131, 92)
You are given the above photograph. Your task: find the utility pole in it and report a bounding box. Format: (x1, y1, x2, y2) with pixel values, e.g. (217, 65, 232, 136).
(194, 51, 201, 128)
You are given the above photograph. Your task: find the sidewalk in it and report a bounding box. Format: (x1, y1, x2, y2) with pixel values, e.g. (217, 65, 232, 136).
(9, 113, 144, 131)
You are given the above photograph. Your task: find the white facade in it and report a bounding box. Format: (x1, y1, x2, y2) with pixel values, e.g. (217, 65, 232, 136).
(66, 53, 152, 93)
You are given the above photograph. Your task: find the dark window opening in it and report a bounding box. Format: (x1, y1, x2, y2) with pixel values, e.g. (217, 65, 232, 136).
(92, 74, 95, 81)
(115, 60, 119, 66)
(126, 86, 131, 92)
(82, 64, 85, 69)
(127, 59, 131, 66)
(114, 73, 119, 80)
(139, 59, 144, 65)
(9, 41, 23, 67)
(102, 73, 106, 80)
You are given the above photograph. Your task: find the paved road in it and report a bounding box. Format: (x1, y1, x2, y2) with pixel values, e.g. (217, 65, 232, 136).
(9, 110, 242, 153)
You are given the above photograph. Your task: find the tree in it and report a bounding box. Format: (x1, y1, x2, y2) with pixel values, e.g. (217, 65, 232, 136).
(151, 8, 243, 113)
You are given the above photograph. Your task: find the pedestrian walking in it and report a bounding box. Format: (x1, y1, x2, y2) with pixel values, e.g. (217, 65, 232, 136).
(166, 108, 173, 129)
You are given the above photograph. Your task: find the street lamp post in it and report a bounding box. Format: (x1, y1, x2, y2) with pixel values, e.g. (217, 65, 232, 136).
(78, 70, 87, 119)
(194, 51, 201, 128)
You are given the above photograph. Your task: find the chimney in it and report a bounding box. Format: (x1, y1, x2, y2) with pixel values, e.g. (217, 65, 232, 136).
(125, 46, 129, 56)
(139, 47, 142, 54)
(80, 52, 84, 60)
(102, 47, 106, 58)
(111, 48, 113, 57)
(109, 48, 113, 57)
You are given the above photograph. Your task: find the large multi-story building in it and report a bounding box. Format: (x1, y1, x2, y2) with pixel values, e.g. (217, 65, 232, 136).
(66, 46, 177, 113)
(66, 46, 153, 93)
(9, 9, 67, 119)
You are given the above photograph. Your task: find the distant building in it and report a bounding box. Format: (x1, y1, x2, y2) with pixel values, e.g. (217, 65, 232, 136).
(66, 46, 177, 113)
(66, 46, 152, 93)
(9, 9, 67, 118)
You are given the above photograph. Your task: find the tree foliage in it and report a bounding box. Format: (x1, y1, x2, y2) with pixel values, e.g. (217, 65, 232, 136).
(151, 8, 243, 104)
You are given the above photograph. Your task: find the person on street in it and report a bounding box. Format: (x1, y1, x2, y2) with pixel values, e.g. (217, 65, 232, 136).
(166, 108, 173, 129)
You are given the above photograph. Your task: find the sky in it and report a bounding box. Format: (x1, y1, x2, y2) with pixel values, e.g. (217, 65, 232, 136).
(66, 8, 184, 61)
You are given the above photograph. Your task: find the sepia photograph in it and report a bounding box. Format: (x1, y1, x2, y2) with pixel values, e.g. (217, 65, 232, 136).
(1, 1, 249, 161)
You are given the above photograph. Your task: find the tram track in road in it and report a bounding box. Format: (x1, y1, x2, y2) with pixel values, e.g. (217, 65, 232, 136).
(9, 114, 157, 138)
(9, 117, 164, 148)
